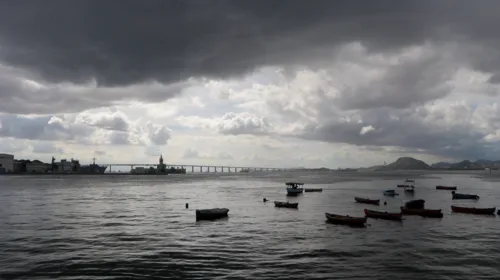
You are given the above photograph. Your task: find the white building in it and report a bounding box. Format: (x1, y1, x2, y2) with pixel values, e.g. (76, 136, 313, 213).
(0, 153, 14, 173)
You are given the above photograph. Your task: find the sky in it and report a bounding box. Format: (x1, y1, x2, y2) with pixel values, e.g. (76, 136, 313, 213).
(1, 0, 500, 169)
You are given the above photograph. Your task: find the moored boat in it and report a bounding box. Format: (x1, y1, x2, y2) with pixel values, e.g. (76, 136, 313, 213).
(397, 179, 414, 188)
(304, 188, 323, 192)
(286, 182, 304, 196)
(364, 209, 403, 221)
(354, 197, 380, 205)
(436, 185, 457, 190)
(404, 185, 415, 194)
(195, 208, 229, 221)
(274, 201, 299, 208)
(400, 207, 443, 218)
(405, 199, 425, 209)
(325, 213, 367, 226)
(383, 189, 399, 196)
(452, 191, 479, 200)
(451, 205, 496, 215)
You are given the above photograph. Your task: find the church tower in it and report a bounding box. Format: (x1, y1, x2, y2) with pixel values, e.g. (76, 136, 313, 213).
(158, 154, 166, 173)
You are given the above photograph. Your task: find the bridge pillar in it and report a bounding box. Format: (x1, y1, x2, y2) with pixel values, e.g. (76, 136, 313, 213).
(191, 166, 194, 173)
(221, 167, 224, 172)
(207, 166, 210, 172)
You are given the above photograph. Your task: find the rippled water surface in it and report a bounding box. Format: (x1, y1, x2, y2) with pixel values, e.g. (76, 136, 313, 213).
(1, 171, 500, 279)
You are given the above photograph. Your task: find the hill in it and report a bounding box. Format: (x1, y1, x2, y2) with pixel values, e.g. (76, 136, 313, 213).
(360, 157, 431, 171)
(431, 159, 500, 170)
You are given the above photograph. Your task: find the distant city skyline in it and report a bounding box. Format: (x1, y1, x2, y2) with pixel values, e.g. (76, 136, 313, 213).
(2, 1, 500, 169)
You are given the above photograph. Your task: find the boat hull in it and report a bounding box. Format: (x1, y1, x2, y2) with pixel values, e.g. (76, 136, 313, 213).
(383, 190, 399, 196)
(286, 188, 304, 196)
(274, 201, 299, 208)
(452, 193, 479, 200)
(325, 213, 367, 226)
(436, 185, 457, 190)
(195, 208, 229, 221)
(354, 197, 380, 205)
(304, 188, 323, 192)
(364, 209, 403, 221)
(451, 205, 495, 215)
(400, 207, 443, 218)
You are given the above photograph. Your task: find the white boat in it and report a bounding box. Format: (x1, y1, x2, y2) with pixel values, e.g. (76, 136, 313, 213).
(286, 182, 304, 196)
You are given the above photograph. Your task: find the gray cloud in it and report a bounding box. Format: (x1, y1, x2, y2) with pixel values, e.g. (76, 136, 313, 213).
(0, 0, 499, 87)
(32, 141, 64, 154)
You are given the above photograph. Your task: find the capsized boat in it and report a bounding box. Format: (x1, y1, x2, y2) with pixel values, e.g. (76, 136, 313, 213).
(274, 201, 299, 208)
(383, 189, 399, 196)
(436, 185, 457, 190)
(304, 188, 323, 192)
(397, 179, 415, 188)
(451, 205, 496, 215)
(354, 197, 380, 205)
(364, 209, 403, 221)
(452, 191, 479, 200)
(285, 182, 304, 196)
(325, 213, 367, 226)
(400, 207, 443, 218)
(195, 208, 229, 221)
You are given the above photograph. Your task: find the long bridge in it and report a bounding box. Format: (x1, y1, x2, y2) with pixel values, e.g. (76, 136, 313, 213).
(102, 163, 291, 173)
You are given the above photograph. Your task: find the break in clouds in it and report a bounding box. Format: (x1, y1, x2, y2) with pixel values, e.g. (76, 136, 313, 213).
(1, 0, 500, 162)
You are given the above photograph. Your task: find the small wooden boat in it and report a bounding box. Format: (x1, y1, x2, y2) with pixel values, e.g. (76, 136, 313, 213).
(325, 213, 367, 226)
(436, 185, 457, 190)
(451, 205, 496, 215)
(452, 191, 479, 200)
(383, 189, 399, 196)
(400, 207, 443, 218)
(364, 209, 403, 221)
(195, 208, 229, 221)
(354, 197, 380, 205)
(397, 179, 414, 188)
(405, 199, 425, 209)
(304, 188, 323, 192)
(285, 182, 304, 196)
(274, 201, 299, 208)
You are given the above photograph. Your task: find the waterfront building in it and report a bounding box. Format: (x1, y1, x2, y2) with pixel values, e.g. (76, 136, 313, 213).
(0, 153, 14, 173)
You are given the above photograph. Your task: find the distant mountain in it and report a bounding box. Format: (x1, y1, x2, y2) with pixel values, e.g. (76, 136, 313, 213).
(361, 157, 431, 171)
(381, 157, 431, 170)
(431, 159, 500, 170)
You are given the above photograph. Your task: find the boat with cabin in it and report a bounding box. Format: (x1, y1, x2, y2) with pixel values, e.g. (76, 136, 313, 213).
(286, 182, 304, 196)
(451, 205, 495, 215)
(397, 179, 415, 188)
(325, 213, 367, 226)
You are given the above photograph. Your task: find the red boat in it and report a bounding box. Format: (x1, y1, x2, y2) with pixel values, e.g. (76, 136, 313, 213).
(436, 185, 457, 190)
(354, 197, 380, 205)
(364, 209, 403, 221)
(451, 205, 496, 215)
(325, 213, 367, 226)
(400, 207, 443, 218)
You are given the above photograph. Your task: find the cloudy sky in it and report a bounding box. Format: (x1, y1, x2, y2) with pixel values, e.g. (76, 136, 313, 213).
(1, 0, 500, 168)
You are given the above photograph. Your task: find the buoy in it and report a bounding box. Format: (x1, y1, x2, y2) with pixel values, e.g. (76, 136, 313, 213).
(263, 198, 268, 202)
(185, 203, 189, 209)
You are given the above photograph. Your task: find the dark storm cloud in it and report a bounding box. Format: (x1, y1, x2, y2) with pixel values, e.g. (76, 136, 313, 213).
(0, 0, 498, 86)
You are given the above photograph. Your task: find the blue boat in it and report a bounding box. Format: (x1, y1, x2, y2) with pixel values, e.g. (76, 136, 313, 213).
(286, 182, 304, 196)
(383, 189, 399, 196)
